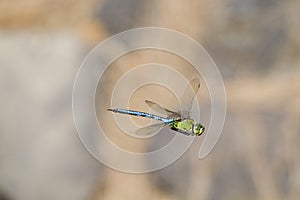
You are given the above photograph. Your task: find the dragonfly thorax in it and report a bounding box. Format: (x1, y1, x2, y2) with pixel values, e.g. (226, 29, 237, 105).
(171, 119, 205, 136)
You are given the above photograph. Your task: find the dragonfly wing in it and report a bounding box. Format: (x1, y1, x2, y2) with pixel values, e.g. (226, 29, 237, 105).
(135, 122, 167, 136)
(180, 78, 201, 118)
(145, 100, 181, 118)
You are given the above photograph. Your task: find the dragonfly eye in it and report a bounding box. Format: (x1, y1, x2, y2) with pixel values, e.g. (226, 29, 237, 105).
(194, 124, 205, 136)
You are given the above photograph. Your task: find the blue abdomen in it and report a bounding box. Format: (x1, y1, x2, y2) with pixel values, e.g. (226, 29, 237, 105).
(108, 108, 174, 123)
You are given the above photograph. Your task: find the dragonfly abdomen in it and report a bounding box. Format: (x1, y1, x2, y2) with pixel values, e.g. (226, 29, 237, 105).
(108, 108, 173, 123)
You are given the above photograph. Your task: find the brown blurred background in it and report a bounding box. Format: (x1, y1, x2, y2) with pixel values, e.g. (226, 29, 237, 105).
(0, 0, 300, 200)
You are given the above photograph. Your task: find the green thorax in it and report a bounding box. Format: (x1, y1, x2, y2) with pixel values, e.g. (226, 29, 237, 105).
(171, 118, 205, 136)
(171, 119, 195, 135)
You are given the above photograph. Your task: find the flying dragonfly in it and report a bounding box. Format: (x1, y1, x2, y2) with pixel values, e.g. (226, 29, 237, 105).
(108, 78, 205, 136)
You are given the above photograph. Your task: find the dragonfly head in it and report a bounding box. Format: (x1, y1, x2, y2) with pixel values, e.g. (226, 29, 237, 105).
(193, 123, 205, 136)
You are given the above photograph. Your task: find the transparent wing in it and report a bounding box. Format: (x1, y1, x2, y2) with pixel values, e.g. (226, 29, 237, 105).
(145, 100, 181, 118)
(135, 123, 167, 136)
(180, 78, 201, 118)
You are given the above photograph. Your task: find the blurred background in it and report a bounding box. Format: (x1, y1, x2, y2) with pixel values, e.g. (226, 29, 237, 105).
(0, 0, 300, 200)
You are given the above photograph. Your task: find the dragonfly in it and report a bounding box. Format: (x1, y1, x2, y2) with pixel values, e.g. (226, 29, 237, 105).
(108, 78, 205, 136)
